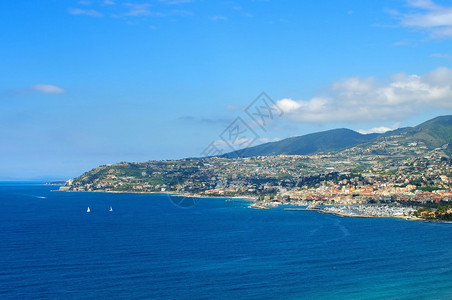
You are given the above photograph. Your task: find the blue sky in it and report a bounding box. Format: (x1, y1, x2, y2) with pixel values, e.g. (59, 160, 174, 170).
(1, 0, 452, 180)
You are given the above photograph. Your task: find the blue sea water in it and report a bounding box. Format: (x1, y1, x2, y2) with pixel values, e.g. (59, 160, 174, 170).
(0, 183, 451, 299)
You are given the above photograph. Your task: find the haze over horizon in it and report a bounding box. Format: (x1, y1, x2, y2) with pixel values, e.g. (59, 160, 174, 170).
(1, 0, 452, 180)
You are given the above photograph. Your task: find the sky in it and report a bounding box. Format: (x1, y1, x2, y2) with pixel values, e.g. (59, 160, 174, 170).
(1, 0, 452, 180)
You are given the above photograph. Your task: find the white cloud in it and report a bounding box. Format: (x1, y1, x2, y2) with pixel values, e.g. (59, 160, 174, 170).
(123, 3, 153, 17)
(358, 123, 400, 134)
(226, 105, 243, 111)
(277, 98, 301, 112)
(431, 53, 452, 60)
(276, 67, 452, 123)
(210, 15, 227, 21)
(120, 3, 179, 17)
(159, 0, 193, 4)
(257, 137, 281, 143)
(32, 84, 65, 94)
(68, 8, 103, 17)
(397, 0, 452, 38)
(406, 0, 439, 10)
(358, 127, 394, 134)
(68, 1, 193, 21)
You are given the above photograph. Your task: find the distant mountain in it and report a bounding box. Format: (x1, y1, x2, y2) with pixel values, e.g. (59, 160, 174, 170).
(223, 115, 452, 158)
(223, 128, 381, 158)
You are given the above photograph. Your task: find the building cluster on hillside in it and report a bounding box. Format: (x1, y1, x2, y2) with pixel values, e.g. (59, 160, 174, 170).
(62, 140, 451, 214)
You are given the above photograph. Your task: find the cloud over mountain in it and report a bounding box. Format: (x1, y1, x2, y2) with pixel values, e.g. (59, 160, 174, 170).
(277, 67, 452, 123)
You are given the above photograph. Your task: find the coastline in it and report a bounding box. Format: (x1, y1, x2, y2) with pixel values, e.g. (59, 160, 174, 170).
(57, 188, 444, 222)
(57, 188, 257, 202)
(283, 207, 425, 221)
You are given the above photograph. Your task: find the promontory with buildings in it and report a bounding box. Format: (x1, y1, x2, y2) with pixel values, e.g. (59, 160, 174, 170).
(60, 116, 452, 221)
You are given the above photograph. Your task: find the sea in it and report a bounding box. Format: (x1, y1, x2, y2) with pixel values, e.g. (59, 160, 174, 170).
(0, 182, 451, 299)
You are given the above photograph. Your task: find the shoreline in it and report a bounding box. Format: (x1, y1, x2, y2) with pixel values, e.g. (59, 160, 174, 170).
(283, 207, 426, 221)
(57, 188, 257, 202)
(57, 189, 446, 222)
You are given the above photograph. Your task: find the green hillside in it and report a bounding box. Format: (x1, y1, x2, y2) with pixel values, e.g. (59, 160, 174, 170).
(402, 115, 452, 149)
(224, 128, 380, 157)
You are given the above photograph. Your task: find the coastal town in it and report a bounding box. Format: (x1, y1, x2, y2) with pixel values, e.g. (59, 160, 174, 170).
(61, 134, 452, 220)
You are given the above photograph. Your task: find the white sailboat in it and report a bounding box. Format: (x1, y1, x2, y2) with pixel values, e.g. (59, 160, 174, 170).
(87, 207, 91, 213)
(109, 206, 113, 212)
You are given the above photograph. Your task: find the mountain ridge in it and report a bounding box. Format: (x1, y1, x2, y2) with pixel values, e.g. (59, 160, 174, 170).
(223, 128, 380, 158)
(223, 115, 452, 158)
